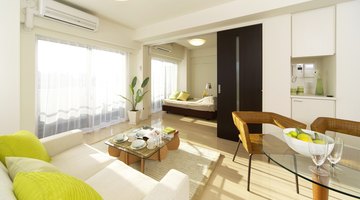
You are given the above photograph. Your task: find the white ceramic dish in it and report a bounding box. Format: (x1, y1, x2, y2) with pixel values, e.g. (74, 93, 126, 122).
(283, 128, 334, 157)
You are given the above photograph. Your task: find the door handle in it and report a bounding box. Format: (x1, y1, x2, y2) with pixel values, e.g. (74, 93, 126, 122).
(218, 84, 221, 94)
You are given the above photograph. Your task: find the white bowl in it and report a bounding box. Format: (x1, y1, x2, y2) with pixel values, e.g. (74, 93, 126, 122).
(283, 128, 334, 157)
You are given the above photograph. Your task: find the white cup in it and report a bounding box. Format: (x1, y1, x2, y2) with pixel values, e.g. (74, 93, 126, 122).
(127, 132, 137, 142)
(147, 138, 156, 149)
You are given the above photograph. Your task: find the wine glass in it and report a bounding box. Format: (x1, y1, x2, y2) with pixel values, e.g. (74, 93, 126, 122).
(308, 139, 329, 176)
(327, 137, 344, 168)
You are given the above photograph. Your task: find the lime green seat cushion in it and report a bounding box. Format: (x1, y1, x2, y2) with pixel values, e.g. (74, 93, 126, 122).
(169, 91, 180, 100)
(177, 91, 190, 101)
(0, 130, 51, 165)
(13, 172, 102, 200)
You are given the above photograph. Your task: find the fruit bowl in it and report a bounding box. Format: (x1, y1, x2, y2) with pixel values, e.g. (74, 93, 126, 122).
(283, 128, 334, 157)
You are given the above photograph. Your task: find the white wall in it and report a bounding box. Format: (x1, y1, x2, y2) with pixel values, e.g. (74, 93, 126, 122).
(20, 8, 139, 133)
(336, 0, 360, 122)
(189, 47, 217, 97)
(0, 1, 20, 134)
(178, 49, 190, 92)
(262, 14, 292, 137)
(335, 1, 360, 149)
(148, 43, 189, 92)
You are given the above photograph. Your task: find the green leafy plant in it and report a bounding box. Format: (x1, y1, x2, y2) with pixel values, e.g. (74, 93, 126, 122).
(120, 76, 150, 111)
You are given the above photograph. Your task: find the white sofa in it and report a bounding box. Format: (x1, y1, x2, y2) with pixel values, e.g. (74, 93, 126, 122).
(1, 130, 189, 200)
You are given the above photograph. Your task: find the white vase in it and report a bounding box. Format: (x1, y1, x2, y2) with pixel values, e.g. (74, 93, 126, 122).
(128, 110, 140, 125)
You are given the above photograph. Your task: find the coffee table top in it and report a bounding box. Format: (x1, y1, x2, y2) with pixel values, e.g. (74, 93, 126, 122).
(105, 127, 178, 159)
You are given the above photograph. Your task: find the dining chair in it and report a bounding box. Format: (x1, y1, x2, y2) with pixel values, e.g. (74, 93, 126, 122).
(232, 111, 306, 192)
(310, 117, 360, 137)
(311, 117, 360, 169)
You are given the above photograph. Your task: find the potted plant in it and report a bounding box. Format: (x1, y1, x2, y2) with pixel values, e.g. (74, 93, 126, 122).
(120, 76, 149, 124)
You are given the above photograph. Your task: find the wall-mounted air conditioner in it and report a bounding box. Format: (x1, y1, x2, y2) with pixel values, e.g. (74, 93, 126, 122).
(152, 44, 173, 53)
(39, 0, 99, 31)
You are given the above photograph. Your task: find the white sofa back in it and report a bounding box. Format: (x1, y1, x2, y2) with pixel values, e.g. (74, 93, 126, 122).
(40, 129, 83, 157)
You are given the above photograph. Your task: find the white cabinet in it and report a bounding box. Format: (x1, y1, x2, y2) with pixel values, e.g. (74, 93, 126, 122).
(291, 97, 335, 128)
(292, 6, 335, 57)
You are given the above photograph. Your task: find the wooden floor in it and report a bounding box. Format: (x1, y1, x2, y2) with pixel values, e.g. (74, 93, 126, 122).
(84, 112, 352, 200)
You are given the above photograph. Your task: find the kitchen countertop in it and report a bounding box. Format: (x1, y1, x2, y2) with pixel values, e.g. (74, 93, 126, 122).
(291, 94, 336, 100)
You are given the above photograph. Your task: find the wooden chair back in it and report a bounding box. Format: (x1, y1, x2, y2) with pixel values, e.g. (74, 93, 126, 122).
(311, 117, 360, 137)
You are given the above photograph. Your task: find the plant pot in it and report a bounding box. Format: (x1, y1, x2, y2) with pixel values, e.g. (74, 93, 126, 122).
(128, 110, 140, 125)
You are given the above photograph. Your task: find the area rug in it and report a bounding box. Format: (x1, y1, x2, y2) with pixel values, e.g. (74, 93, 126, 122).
(91, 139, 221, 200)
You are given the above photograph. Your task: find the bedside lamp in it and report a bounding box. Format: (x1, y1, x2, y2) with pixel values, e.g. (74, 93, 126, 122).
(203, 83, 212, 97)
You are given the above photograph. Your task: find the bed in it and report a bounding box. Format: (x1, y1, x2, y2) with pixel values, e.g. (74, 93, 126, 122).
(162, 96, 217, 120)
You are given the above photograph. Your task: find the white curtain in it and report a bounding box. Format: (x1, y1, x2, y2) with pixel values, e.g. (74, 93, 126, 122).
(151, 58, 177, 113)
(37, 39, 127, 138)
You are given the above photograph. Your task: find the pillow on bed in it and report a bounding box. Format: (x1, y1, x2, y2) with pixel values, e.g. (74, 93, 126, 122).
(177, 91, 190, 101)
(169, 91, 180, 100)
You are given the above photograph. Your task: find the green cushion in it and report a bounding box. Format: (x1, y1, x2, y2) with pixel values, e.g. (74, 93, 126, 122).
(6, 157, 59, 180)
(13, 172, 103, 200)
(177, 91, 190, 101)
(169, 91, 180, 100)
(0, 130, 51, 165)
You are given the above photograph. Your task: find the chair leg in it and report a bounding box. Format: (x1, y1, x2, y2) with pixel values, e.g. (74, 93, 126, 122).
(247, 154, 253, 192)
(232, 140, 242, 162)
(293, 155, 299, 194)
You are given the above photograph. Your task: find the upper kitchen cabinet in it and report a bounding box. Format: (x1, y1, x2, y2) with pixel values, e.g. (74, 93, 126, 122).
(292, 6, 335, 57)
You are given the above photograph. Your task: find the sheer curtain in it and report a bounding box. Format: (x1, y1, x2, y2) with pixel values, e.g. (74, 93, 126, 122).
(151, 58, 177, 113)
(37, 39, 127, 138)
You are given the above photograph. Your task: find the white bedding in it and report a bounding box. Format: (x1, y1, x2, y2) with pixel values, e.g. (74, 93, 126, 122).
(162, 96, 217, 112)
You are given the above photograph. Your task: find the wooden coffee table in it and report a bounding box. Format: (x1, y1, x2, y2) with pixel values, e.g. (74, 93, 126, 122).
(105, 128, 179, 173)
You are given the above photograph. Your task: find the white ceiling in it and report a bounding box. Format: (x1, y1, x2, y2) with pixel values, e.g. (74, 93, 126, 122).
(58, 0, 236, 29)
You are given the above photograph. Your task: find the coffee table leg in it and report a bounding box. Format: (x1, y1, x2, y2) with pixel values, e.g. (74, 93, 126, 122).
(312, 174, 329, 200)
(141, 158, 145, 173)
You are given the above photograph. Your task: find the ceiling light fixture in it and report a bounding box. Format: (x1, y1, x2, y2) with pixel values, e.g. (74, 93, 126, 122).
(115, 0, 128, 2)
(188, 38, 206, 46)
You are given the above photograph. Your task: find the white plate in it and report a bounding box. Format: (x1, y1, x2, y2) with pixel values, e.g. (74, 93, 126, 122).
(130, 142, 146, 150)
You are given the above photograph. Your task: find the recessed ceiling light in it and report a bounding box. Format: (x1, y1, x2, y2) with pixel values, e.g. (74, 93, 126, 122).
(115, 0, 128, 2)
(188, 38, 206, 46)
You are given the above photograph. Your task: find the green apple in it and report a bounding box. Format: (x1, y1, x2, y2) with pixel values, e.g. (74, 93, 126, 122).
(313, 139, 325, 144)
(297, 133, 313, 142)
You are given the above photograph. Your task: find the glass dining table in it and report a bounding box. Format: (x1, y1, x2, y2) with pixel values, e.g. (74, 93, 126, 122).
(262, 134, 360, 200)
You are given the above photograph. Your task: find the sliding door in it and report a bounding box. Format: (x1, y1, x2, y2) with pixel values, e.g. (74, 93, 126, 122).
(217, 24, 263, 141)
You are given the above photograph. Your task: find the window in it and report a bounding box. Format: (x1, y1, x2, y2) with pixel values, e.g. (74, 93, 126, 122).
(151, 58, 178, 113)
(37, 38, 127, 138)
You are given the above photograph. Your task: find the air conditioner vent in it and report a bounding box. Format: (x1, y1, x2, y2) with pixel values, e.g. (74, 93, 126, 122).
(39, 0, 99, 31)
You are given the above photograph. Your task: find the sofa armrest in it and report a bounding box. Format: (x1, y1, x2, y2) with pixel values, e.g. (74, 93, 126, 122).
(143, 169, 189, 200)
(40, 129, 84, 157)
